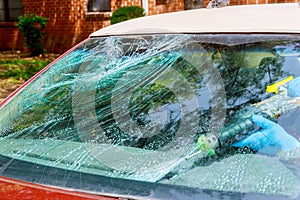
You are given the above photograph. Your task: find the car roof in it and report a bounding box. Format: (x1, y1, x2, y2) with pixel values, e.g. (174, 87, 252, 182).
(90, 3, 300, 37)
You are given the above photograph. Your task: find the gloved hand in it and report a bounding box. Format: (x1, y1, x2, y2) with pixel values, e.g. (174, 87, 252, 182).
(288, 76, 300, 98)
(233, 115, 300, 152)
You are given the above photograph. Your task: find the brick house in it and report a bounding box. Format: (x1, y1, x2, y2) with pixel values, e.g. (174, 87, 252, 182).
(0, 0, 298, 53)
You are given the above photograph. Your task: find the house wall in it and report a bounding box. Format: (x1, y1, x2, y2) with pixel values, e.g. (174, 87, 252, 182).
(0, 0, 298, 53)
(148, 0, 184, 15)
(0, 22, 23, 51)
(21, 0, 112, 53)
(0, 0, 184, 53)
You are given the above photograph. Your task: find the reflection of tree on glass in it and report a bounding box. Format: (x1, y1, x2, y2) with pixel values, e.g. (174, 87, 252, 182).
(213, 44, 286, 108)
(194, 43, 300, 163)
(2, 36, 300, 190)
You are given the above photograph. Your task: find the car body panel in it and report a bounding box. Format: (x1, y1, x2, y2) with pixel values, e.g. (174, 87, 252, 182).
(0, 176, 115, 200)
(90, 3, 300, 37)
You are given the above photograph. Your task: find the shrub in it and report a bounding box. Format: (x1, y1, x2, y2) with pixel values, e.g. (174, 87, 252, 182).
(17, 14, 48, 56)
(110, 6, 145, 25)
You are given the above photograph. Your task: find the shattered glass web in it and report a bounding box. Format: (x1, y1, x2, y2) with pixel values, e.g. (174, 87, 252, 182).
(0, 34, 209, 181)
(0, 34, 299, 196)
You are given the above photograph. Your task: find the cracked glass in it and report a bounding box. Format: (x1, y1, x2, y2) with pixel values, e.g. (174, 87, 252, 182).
(0, 34, 300, 198)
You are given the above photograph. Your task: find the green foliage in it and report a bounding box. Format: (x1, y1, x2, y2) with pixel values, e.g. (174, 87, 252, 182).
(110, 6, 145, 25)
(0, 59, 52, 80)
(17, 14, 48, 56)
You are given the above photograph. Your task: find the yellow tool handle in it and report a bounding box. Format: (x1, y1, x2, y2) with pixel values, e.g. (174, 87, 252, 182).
(266, 76, 294, 94)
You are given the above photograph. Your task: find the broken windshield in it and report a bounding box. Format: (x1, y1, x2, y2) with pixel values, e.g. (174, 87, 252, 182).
(0, 34, 300, 198)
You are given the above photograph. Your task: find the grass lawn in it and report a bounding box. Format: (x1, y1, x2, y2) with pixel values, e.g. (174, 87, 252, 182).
(0, 51, 59, 101)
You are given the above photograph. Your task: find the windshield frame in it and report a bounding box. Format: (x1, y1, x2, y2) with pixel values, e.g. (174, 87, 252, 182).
(0, 154, 291, 200)
(1, 33, 300, 199)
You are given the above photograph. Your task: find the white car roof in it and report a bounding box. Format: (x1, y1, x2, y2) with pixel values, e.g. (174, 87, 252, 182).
(90, 3, 300, 37)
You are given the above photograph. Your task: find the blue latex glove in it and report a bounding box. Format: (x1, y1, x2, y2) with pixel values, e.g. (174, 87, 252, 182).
(288, 76, 300, 98)
(233, 115, 300, 152)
